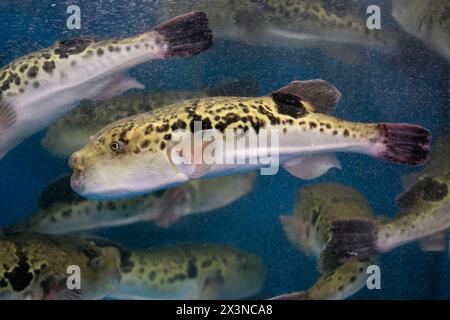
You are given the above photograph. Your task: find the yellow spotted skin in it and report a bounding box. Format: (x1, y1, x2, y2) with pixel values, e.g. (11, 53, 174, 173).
(42, 80, 259, 156)
(116, 244, 265, 299)
(304, 259, 373, 300)
(77, 96, 381, 167)
(0, 232, 122, 300)
(0, 34, 162, 99)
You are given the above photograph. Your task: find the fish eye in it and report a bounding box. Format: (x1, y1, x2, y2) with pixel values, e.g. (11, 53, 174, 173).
(110, 140, 125, 153)
(89, 257, 104, 270)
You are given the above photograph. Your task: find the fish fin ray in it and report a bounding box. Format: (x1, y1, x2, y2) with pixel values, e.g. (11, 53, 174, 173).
(0, 99, 17, 135)
(272, 80, 341, 114)
(282, 154, 341, 180)
(89, 74, 144, 102)
(318, 218, 380, 274)
(154, 11, 213, 58)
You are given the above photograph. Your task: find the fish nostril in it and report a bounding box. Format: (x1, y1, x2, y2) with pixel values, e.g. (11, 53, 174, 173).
(69, 154, 84, 171)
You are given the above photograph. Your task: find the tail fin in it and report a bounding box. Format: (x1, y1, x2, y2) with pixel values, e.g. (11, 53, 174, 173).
(318, 218, 379, 274)
(374, 123, 431, 165)
(154, 11, 213, 58)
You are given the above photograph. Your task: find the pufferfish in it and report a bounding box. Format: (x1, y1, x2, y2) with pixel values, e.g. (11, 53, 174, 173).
(109, 243, 265, 300)
(69, 79, 431, 200)
(275, 183, 376, 300)
(0, 231, 122, 300)
(0, 11, 212, 159)
(13, 172, 256, 234)
(320, 127, 450, 272)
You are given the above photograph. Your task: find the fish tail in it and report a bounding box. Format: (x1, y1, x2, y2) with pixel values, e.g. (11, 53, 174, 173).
(154, 11, 213, 58)
(318, 218, 380, 274)
(372, 123, 431, 165)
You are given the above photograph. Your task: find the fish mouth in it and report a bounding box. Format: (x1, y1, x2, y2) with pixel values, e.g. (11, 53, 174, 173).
(70, 169, 85, 193)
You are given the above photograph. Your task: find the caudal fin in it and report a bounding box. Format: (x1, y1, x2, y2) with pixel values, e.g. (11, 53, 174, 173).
(374, 123, 431, 165)
(318, 218, 379, 274)
(154, 11, 213, 58)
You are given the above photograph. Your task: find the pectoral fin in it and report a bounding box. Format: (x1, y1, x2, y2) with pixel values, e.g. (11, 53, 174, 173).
(89, 74, 144, 102)
(282, 154, 342, 180)
(0, 100, 16, 135)
(419, 232, 446, 252)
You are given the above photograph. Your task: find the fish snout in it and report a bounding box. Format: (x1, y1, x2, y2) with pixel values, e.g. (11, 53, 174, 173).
(69, 153, 84, 171)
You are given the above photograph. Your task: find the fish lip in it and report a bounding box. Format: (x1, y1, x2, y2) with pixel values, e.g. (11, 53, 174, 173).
(70, 169, 85, 193)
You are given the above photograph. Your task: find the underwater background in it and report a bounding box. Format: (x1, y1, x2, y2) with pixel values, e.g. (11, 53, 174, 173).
(0, 0, 449, 299)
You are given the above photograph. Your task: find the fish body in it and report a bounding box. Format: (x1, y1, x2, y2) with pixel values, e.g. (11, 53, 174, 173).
(320, 128, 450, 271)
(42, 80, 260, 156)
(109, 244, 265, 300)
(0, 231, 122, 300)
(159, 0, 398, 52)
(0, 11, 213, 159)
(393, 0, 450, 60)
(15, 172, 255, 234)
(69, 80, 431, 200)
(278, 183, 376, 300)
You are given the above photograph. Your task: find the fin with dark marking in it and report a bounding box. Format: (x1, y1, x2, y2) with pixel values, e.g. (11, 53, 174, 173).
(0, 100, 17, 134)
(374, 123, 431, 165)
(272, 80, 341, 114)
(282, 154, 341, 180)
(318, 218, 380, 274)
(154, 11, 213, 58)
(38, 174, 84, 209)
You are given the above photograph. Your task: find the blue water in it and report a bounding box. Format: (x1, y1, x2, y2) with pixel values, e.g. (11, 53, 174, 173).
(0, 0, 449, 299)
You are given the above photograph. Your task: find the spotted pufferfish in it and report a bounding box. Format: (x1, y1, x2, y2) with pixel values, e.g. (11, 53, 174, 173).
(69, 79, 431, 200)
(0, 11, 212, 159)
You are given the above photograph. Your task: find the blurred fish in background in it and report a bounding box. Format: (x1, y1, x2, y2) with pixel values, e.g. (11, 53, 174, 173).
(110, 243, 266, 300)
(0, 231, 122, 300)
(12, 172, 256, 234)
(276, 183, 376, 300)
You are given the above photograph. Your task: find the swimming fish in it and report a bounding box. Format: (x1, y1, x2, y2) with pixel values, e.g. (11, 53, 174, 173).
(0, 11, 213, 159)
(320, 128, 450, 272)
(69, 79, 431, 200)
(159, 0, 399, 53)
(0, 231, 122, 300)
(14, 172, 256, 234)
(42, 79, 260, 156)
(109, 243, 265, 300)
(277, 183, 375, 300)
(393, 0, 450, 60)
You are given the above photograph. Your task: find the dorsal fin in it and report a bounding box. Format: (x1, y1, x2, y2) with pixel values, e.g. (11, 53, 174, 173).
(38, 174, 84, 209)
(272, 80, 341, 114)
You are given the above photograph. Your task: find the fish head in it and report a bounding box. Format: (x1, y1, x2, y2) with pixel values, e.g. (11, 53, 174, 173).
(80, 243, 122, 299)
(69, 120, 184, 200)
